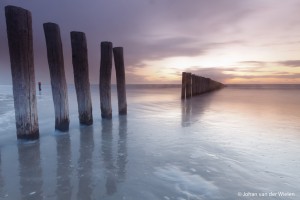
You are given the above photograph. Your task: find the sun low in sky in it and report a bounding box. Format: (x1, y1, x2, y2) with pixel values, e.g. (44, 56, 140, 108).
(0, 0, 300, 84)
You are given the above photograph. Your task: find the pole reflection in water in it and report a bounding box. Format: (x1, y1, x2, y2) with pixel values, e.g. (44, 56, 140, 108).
(181, 99, 192, 127)
(117, 116, 127, 182)
(17, 142, 43, 200)
(181, 95, 212, 127)
(77, 126, 94, 200)
(0, 150, 4, 198)
(56, 135, 72, 200)
(101, 120, 117, 195)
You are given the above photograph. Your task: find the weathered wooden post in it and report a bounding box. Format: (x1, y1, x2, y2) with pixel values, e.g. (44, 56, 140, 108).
(43, 23, 69, 131)
(195, 76, 199, 95)
(100, 42, 113, 119)
(211, 80, 214, 90)
(206, 78, 210, 92)
(198, 76, 201, 95)
(71, 31, 93, 125)
(198, 76, 200, 95)
(203, 78, 207, 93)
(5, 6, 39, 140)
(213, 80, 217, 90)
(113, 47, 127, 115)
(208, 78, 212, 91)
(181, 72, 187, 99)
(194, 75, 198, 96)
(194, 76, 197, 96)
(192, 74, 196, 96)
(201, 77, 205, 93)
(186, 73, 192, 98)
(198, 76, 202, 94)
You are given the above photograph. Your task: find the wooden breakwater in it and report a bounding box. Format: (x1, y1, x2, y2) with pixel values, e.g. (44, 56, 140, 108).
(43, 22, 70, 132)
(71, 31, 93, 125)
(5, 6, 39, 140)
(181, 72, 225, 99)
(4, 6, 127, 140)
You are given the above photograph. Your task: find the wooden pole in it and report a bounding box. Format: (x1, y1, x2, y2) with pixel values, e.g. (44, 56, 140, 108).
(180, 71, 224, 98)
(100, 42, 113, 119)
(192, 74, 197, 96)
(198, 77, 202, 94)
(200, 77, 205, 94)
(181, 72, 186, 99)
(113, 47, 127, 115)
(193, 75, 197, 96)
(43, 23, 69, 131)
(195, 76, 199, 95)
(5, 6, 39, 140)
(196, 76, 200, 95)
(186, 73, 192, 98)
(194, 76, 197, 96)
(205, 78, 210, 92)
(208, 78, 212, 91)
(71, 31, 93, 125)
(202, 77, 206, 93)
(198, 76, 202, 94)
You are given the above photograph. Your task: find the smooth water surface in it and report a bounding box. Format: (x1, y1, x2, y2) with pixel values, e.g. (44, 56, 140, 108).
(0, 85, 299, 200)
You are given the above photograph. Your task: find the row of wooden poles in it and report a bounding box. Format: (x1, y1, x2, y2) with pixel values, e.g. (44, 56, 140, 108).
(5, 6, 127, 140)
(181, 72, 224, 99)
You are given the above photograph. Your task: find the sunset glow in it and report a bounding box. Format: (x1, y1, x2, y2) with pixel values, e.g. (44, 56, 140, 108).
(1, 0, 300, 84)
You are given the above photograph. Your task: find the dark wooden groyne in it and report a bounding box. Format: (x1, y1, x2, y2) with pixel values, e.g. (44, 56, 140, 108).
(113, 47, 127, 115)
(5, 6, 39, 140)
(4, 6, 128, 140)
(100, 42, 113, 119)
(181, 72, 225, 99)
(71, 31, 93, 125)
(43, 22, 70, 132)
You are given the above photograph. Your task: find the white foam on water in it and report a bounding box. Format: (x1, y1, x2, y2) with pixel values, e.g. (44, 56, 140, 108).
(154, 165, 219, 200)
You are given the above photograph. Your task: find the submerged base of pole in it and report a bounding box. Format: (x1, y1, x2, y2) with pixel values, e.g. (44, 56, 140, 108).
(79, 112, 93, 125)
(17, 130, 39, 140)
(101, 109, 112, 119)
(55, 118, 70, 132)
(119, 109, 127, 115)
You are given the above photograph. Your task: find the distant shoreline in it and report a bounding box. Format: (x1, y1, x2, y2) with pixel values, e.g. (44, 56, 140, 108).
(1, 83, 300, 89)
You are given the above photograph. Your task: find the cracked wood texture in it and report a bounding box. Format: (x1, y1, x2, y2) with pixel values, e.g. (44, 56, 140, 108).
(113, 47, 127, 115)
(43, 22, 69, 131)
(100, 42, 113, 119)
(71, 31, 93, 125)
(5, 6, 39, 140)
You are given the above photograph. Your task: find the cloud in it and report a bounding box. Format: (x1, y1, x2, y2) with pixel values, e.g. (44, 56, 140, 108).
(238, 61, 266, 66)
(0, 0, 300, 84)
(276, 60, 300, 67)
(0, 0, 255, 84)
(185, 67, 236, 82)
(183, 65, 300, 83)
(239, 60, 300, 68)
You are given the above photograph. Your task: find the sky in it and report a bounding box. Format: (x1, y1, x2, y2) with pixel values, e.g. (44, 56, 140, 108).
(1, 0, 300, 84)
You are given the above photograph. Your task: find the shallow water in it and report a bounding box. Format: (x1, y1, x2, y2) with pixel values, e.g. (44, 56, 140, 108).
(0, 85, 299, 200)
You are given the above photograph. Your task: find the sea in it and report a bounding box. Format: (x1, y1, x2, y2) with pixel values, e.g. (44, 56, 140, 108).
(0, 84, 299, 200)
